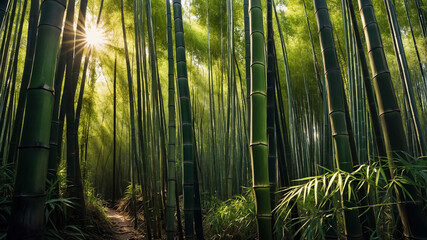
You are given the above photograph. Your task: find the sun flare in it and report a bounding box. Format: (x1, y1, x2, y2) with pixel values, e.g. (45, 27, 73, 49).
(85, 25, 106, 48)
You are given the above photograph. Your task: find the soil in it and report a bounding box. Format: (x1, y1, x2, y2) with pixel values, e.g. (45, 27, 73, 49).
(105, 207, 144, 240)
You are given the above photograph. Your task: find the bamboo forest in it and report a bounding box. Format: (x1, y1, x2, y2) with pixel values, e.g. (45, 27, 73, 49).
(1, 0, 427, 239)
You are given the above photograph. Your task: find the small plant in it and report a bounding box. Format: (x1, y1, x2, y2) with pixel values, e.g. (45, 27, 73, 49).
(117, 184, 144, 214)
(204, 189, 257, 240)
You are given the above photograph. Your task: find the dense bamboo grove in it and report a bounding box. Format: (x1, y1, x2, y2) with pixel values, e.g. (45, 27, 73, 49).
(0, 0, 426, 239)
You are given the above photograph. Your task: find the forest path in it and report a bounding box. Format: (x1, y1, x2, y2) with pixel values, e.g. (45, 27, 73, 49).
(105, 207, 142, 240)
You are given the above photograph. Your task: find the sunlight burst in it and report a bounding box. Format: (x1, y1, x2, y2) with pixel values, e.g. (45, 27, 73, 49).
(85, 26, 106, 48)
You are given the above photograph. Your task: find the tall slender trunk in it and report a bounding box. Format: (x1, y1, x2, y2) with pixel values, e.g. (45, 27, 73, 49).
(0, 0, 10, 30)
(172, 0, 195, 238)
(403, 0, 426, 95)
(7, 0, 38, 165)
(266, 0, 276, 215)
(0, 0, 27, 166)
(47, 0, 75, 186)
(112, 56, 117, 206)
(66, 0, 87, 220)
(383, 0, 426, 156)
(166, 0, 176, 238)
(121, 0, 139, 229)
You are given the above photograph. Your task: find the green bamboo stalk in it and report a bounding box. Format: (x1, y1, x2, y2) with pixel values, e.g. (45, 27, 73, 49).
(266, 0, 277, 213)
(6, 0, 38, 165)
(272, 0, 295, 178)
(0, 0, 26, 166)
(166, 0, 176, 238)
(172, 0, 195, 238)
(0, 0, 17, 93)
(384, 0, 426, 156)
(249, 1, 273, 239)
(226, 0, 235, 199)
(135, 2, 153, 237)
(7, 0, 66, 237)
(0, 0, 20, 155)
(358, 0, 427, 237)
(0, 0, 9, 30)
(301, 0, 323, 96)
(415, 0, 427, 37)
(341, 0, 377, 235)
(244, 0, 250, 149)
(46, 0, 75, 187)
(345, 0, 386, 159)
(313, 0, 364, 238)
(273, 52, 291, 188)
(66, 0, 87, 219)
(146, 0, 169, 233)
(113, 55, 117, 205)
(121, 0, 139, 230)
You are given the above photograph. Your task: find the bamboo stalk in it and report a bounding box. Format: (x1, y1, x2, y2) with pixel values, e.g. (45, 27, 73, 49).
(7, 0, 66, 237)
(249, 1, 273, 239)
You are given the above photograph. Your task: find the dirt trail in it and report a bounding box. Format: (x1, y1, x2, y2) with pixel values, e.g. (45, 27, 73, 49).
(105, 208, 142, 240)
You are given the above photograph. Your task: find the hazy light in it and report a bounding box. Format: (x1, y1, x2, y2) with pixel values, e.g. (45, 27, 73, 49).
(276, 3, 288, 12)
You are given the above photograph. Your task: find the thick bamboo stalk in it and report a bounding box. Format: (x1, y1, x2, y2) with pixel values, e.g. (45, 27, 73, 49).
(358, 0, 427, 237)
(313, 0, 364, 238)
(383, 0, 426, 156)
(7, 0, 66, 237)
(345, 0, 386, 158)
(172, 0, 195, 238)
(249, 1, 273, 239)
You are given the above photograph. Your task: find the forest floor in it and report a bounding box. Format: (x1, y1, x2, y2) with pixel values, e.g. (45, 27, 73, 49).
(105, 208, 143, 240)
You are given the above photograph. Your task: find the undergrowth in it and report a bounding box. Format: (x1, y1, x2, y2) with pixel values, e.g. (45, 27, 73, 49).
(204, 189, 257, 240)
(117, 184, 145, 232)
(275, 155, 427, 239)
(0, 164, 111, 240)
